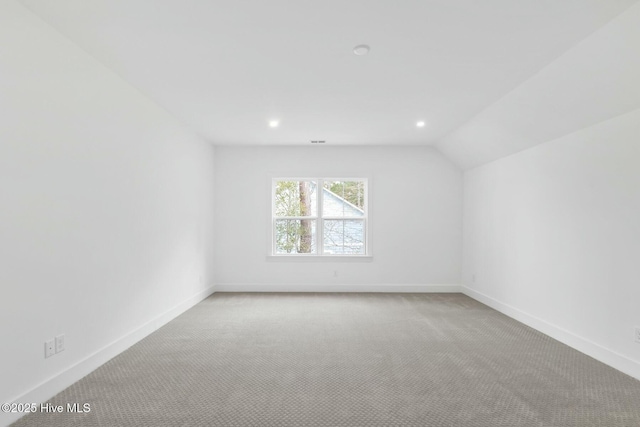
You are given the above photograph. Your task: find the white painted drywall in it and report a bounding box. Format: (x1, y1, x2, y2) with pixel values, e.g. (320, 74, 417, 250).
(0, 2, 215, 424)
(462, 108, 640, 379)
(438, 1, 640, 170)
(214, 146, 462, 290)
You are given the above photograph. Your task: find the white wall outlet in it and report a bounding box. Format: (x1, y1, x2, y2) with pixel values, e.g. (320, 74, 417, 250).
(55, 334, 65, 353)
(45, 340, 55, 358)
(635, 327, 640, 343)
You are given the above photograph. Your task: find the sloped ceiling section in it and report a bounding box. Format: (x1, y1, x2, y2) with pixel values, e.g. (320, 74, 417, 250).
(437, 1, 640, 170)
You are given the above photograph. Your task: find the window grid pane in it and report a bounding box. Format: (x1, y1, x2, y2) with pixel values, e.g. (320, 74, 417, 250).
(322, 219, 365, 255)
(322, 180, 366, 217)
(274, 219, 317, 254)
(274, 180, 317, 217)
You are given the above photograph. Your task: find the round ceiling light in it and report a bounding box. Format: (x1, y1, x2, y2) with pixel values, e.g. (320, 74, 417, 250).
(268, 120, 279, 128)
(353, 44, 370, 56)
(416, 121, 426, 128)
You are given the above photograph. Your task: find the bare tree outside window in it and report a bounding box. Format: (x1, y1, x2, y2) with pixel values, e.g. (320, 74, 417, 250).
(298, 181, 312, 253)
(273, 178, 367, 255)
(274, 180, 317, 254)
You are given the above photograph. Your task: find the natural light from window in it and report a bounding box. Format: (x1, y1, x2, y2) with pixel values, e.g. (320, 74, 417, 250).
(272, 178, 368, 256)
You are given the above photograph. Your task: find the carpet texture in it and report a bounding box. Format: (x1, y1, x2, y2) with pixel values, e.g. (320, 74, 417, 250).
(11, 293, 640, 427)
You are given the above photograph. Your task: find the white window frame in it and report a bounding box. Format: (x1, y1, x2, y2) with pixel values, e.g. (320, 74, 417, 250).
(270, 177, 370, 257)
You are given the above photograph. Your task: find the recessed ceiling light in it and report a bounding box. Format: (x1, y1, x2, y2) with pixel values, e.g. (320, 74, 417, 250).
(416, 121, 426, 128)
(353, 44, 370, 56)
(269, 120, 279, 128)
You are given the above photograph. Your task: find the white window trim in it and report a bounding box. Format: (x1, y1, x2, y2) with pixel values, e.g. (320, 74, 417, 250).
(269, 177, 371, 258)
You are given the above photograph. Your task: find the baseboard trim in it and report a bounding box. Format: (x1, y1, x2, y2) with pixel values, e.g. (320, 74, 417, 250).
(462, 286, 640, 381)
(2, 285, 216, 427)
(214, 283, 461, 293)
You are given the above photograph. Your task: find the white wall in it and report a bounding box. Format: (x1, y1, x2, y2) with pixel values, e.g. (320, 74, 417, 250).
(214, 146, 462, 291)
(463, 108, 640, 379)
(0, 3, 215, 424)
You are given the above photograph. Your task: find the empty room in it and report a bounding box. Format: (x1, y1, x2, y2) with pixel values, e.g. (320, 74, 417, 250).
(2, 1, 640, 426)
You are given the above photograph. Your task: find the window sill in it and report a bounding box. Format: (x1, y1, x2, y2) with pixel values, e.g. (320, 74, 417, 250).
(266, 255, 373, 263)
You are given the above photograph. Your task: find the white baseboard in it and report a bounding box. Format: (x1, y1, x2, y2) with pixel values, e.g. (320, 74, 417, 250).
(214, 283, 461, 293)
(462, 286, 640, 381)
(2, 285, 216, 427)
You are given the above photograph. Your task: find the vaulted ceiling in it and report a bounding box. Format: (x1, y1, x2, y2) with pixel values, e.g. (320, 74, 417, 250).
(19, 0, 640, 169)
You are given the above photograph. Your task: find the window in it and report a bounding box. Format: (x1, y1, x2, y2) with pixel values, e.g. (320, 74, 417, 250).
(272, 178, 368, 256)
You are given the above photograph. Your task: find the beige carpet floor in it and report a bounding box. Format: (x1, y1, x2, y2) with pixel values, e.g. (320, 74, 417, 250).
(10, 293, 640, 426)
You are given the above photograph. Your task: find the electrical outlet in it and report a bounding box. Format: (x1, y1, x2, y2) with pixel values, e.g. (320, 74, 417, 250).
(45, 340, 55, 358)
(55, 334, 65, 353)
(635, 327, 640, 343)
